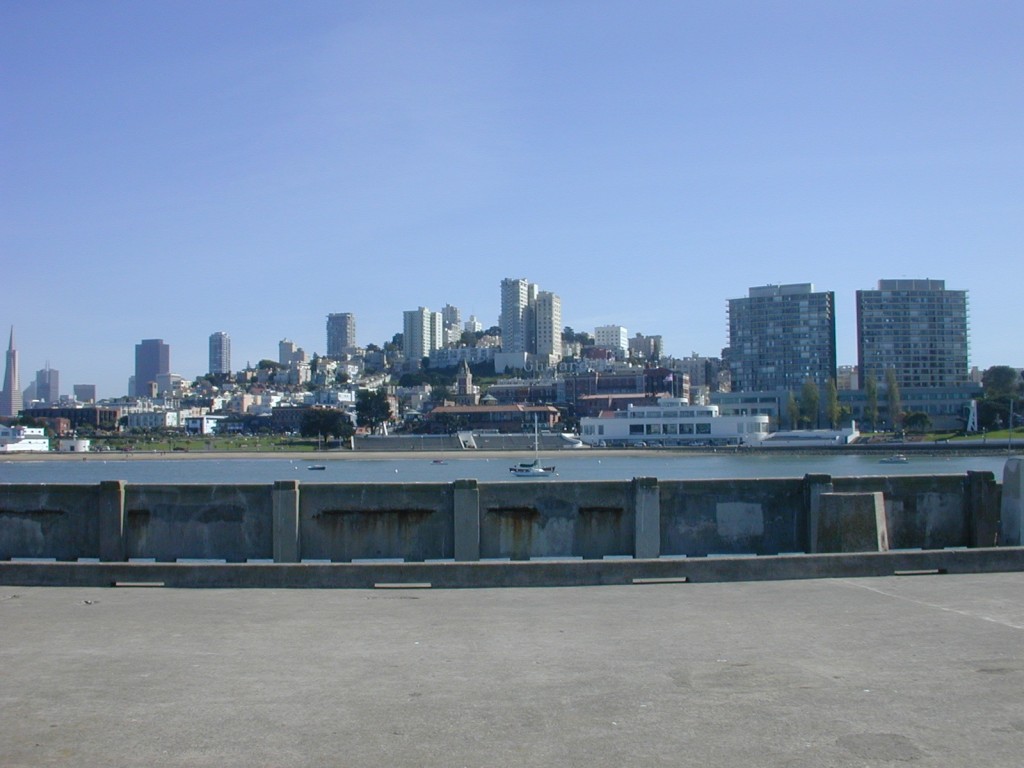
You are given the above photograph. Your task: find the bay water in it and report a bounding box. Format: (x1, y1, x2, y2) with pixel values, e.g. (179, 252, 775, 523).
(0, 451, 1015, 485)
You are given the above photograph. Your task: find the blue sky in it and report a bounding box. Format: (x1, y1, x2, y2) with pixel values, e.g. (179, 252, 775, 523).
(2, 1, 1021, 398)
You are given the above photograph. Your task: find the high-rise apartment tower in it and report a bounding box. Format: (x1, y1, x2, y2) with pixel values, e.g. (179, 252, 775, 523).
(727, 283, 836, 392)
(856, 279, 969, 389)
(326, 313, 356, 357)
(208, 331, 231, 376)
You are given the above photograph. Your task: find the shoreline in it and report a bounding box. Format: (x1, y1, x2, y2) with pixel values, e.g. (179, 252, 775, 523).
(2, 444, 1020, 462)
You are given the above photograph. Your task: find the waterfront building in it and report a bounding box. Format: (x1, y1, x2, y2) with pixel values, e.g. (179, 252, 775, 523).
(208, 331, 231, 376)
(579, 397, 769, 447)
(326, 313, 356, 358)
(19, 406, 120, 432)
(426, 403, 559, 434)
(726, 283, 836, 393)
(712, 384, 982, 431)
(0, 424, 49, 453)
(856, 279, 969, 390)
(841, 383, 981, 431)
(403, 307, 443, 364)
(134, 339, 170, 398)
(1, 327, 22, 418)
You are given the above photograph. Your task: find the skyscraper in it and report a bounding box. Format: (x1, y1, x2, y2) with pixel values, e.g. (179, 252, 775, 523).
(134, 339, 170, 397)
(1, 327, 22, 417)
(403, 307, 443, 363)
(326, 313, 356, 357)
(34, 365, 59, 404)
(856, 279, 969, 389)
(208, 331, 231, 376)
(727, 283, 837, 392)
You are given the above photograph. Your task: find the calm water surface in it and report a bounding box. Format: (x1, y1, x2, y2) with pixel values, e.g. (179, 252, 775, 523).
(0, 452, 1016, 484)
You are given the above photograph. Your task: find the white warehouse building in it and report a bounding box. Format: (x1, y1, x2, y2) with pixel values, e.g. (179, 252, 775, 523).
(579, 398, 769, 447)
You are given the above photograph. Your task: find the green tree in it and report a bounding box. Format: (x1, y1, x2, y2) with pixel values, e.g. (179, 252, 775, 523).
(786, 391, 800, 429)
(799, 379, 820, 428)
(982, 366, 1023, 398)
(864, 374, 879, 431)
(825, 378, 841, 429)
(300, 408, 353, 441)
(903, 411, 932, 433)
(885, 367, 902, 429)
(356, 389, 392, 434)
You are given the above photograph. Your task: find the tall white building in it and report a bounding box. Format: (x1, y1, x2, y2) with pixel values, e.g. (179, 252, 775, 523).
(594, 325, 629, 355)
(403, 307, 443, 364)
(534, 291, 562, 363)
(208, 331, 231, 376)
(500, 278, 536, 354)
(497, 278, 562, 370)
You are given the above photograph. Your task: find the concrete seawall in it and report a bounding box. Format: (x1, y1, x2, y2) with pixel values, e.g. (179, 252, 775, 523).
(3, 461, 1023, 587)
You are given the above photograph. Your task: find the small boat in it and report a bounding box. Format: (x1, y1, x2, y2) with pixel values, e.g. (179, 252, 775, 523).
(431, 459, 448, 465)
(511, 415, 555, 476)
(510, 458, 556, 477)
(307, 464, 327, 471)
(879, 454, 909, 464)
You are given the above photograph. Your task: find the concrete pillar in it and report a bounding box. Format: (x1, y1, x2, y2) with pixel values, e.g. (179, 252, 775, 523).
(804, 474, 834, 554)
(98, 480, 126, 562)
(966, 470, 1000, 548)
(633, 477, 660, 559)
(1000, 458, 1024, 546)
(273, 480, 300, 563)
(814, 492, 889, 553)
(453, 479, 480, 561)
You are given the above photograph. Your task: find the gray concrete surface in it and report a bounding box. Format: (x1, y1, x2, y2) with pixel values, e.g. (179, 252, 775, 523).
(2, 574, 1023, 767)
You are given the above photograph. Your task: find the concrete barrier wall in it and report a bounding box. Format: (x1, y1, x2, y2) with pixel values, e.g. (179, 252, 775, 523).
(297, 483, 454, 562)
(0, 471, 1007, 563)
(660, 478, 807, 556)
(479, 481, 635, 559)
(124, 484, 273, 563)
(0, 484, 102, 560)
(832, 473, 993, 550)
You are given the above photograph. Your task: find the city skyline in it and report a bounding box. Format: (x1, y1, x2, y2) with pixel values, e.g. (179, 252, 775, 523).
(3, 3, 1021, 397)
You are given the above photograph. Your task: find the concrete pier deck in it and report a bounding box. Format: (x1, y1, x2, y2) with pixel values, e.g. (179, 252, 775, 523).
(3, 574, 1023, 767)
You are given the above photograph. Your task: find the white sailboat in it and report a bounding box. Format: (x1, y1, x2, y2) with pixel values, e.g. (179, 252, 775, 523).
(510, 415, 556, 477)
